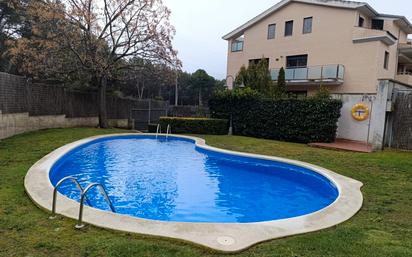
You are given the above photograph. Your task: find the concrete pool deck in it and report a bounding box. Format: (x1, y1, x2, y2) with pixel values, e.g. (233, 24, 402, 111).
(24, 133, 364, 252)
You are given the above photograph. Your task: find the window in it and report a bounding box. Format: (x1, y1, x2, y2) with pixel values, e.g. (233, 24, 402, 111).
(249, 58, 269, 68)
(358, 16, 365, 27)
(372, 19, 384, 30)
(384, 51, 389, 70)
(303, 17, 313, 34)
(286, 55, 308, 68)
(285, 20, 293, 36)
(288, 91, 307, 99)
(267, 24, 276, 39)
(231, 40, 244, 52)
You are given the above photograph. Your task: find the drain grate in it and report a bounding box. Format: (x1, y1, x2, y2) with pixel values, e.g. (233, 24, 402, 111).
(216, 236, 235, 246)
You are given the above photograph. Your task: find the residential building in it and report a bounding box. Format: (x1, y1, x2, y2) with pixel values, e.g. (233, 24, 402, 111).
(223, 0, 412, 150)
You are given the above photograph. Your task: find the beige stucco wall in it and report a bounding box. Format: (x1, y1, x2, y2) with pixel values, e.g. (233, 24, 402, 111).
(226, 2, 409, 94)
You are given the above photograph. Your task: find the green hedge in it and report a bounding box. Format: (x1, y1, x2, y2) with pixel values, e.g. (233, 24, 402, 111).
(159, 117, 228, 135)
(147, 123, 158, 133)
(209, 89, 342, 143)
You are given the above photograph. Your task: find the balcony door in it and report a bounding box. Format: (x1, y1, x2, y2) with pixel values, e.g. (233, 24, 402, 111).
(286, 55, 308, 80)
(286, 55, 308, 68)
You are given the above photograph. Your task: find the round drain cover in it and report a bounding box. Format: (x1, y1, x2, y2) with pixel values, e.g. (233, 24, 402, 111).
(216, 236, 235, 246)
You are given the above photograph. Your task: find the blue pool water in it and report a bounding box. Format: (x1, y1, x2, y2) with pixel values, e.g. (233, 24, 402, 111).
(50, 136, 339, 223)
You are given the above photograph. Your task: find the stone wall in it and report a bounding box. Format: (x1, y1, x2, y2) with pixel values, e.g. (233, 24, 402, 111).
(0, 110, 129, 140)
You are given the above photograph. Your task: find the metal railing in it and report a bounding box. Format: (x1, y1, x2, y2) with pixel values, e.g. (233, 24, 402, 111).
(271, 64, 345, 82)
(398, 71, 412, 76)
(75, 183, 116, 229)
(50, 176, 116, 229)
(166, 124, 171, 140)
(155, 124, 161, 139)
(50, 176, 90, 219)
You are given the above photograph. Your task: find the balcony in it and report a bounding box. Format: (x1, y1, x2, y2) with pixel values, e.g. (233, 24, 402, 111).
(399, 43, 412, 63)
(271, 64, 345, 86)
(395, 72, 412, 86)
(352, 27, 397, 46)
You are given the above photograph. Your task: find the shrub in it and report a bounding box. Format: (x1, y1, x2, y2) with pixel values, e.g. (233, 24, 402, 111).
(274, 67, 287, 99)
(168, 106, 209, 118)
(147, 123, 158, 133)
(313, 84, 331, 100)
(234, 58, 272, 96)
(209, 89, 342, 143)
(159, 117, 228, 135)
(210, 88, 262, 120)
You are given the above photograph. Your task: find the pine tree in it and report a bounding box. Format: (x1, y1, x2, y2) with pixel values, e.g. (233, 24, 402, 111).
(274, 67, 286, 99)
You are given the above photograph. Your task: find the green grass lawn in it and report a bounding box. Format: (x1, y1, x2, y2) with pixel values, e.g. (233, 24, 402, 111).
(0, 128, 411, 257)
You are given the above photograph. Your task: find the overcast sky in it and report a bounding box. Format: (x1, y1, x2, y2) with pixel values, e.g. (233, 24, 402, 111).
(163, 0, 412, 79)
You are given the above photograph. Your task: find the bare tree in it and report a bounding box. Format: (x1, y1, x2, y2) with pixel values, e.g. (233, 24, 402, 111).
(9, 0, 178, 128)
(119, 57, 175, 100)
(63, 0, 178, 127)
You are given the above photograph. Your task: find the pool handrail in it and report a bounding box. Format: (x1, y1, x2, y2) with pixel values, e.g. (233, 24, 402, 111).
(156, 124, 161, 138)
(75, 183, 116, 229)
(50, 176, 91, 219)
(166, 124, 171, 140)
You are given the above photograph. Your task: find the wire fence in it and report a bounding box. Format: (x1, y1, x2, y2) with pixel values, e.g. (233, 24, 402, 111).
(0, 72, 168, 121)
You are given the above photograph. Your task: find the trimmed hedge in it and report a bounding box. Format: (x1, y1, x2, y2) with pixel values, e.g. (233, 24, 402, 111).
(209, 89, 342, 143)
(159, 117, 228, 135)
(147, 123, 158, 133)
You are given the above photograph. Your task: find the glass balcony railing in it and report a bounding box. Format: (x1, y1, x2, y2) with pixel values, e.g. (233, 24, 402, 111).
(271, 64, 345, 84)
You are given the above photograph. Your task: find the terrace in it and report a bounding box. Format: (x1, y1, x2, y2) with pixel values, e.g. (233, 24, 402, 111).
(397, 43, 412, 86)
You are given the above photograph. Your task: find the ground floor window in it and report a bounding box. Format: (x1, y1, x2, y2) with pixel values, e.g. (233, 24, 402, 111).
(249, 58, 269, 67)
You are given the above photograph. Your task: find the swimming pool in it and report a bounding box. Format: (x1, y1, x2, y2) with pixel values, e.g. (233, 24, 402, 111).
(25, 134, 363, 251)
(49, 135, 338, 223)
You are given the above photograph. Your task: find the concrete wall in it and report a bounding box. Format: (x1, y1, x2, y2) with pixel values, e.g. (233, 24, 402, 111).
(226, 2, 408, 94)
(0, 111, 129, 140)
(333, 80, 404, 150)
(333, 94, 376, 142)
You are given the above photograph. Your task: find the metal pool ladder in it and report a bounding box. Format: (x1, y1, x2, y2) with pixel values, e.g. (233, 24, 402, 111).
(50, 176, 116, 229)
(75, 183, 116, 229)
(155, 124, 161, 138)
(50, 176, 89, 220)
(166, 124, 171, 140)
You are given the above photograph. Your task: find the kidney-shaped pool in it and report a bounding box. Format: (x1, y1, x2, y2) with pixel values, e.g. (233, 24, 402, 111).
(26, 134, 363, 251)
(50, 135, 339, 223)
